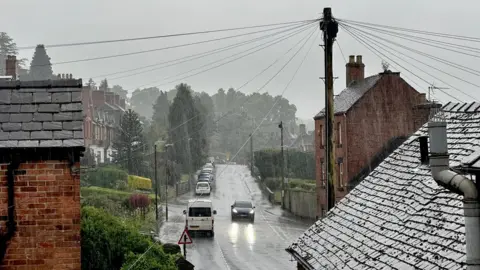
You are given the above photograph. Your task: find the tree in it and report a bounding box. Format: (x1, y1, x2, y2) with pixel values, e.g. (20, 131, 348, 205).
(112, 109, 147, 175)
(29, 44, 53, 80)
(168, 83, 206, 172)
(85, 78, 96, 90)
(99, 78, 109, 91)
(130, 87, 161, 119)
(146, 91, 169, 146)
(0, 32, 28, 75)
(112, 84, 128, 99)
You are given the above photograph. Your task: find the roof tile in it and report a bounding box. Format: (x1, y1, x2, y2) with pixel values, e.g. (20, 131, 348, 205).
(314, 75, 381, 119)
(0, 80, 84, 148)
(289, 102, 479, 269)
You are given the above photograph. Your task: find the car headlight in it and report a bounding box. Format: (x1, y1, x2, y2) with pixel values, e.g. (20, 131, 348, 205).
(232, 209, 237, 213)
(249, 210, 255, 214)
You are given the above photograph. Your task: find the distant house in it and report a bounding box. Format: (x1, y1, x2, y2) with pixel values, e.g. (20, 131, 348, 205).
(0, 59, 84, 269)
(313, 55, 438, 218)
(287, 102, 480, 269)
(288, 124, 314, 152)
(82, 87, 126, 164)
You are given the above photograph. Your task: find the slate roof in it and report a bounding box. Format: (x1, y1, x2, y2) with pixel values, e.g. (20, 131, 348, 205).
(288, 101, 480, 270)
(314, 75, 381, 119)
(0, 80, 84, 148)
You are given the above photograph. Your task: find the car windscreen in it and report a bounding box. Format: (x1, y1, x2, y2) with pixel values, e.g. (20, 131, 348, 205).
(202, 168, 213, 172)
(198, 173, 210, 178)
(234, 201, 252, 208)
(197, 183, 209, 188)
(189, 207, 211, 217)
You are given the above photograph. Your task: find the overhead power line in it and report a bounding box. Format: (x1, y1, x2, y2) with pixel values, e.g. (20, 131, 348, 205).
(18, 19, 318, 50)
(38, 21, 315, 67)
(339, 23, 462, 102)
(337, 18, 480, 43)
(341, 23, 479, 101)
(95, 21, 315, 81)
(129, 23, 317, 92)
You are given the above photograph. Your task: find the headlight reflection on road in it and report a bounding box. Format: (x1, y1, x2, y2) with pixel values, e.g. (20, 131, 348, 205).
(228, 223, 239, 245)
(245, 224, 255, 248)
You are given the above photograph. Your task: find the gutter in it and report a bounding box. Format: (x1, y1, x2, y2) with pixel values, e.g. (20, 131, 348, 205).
(0, 159, 20, 265)
(285, 247, 315, 270)
(428, 120, 480, 270)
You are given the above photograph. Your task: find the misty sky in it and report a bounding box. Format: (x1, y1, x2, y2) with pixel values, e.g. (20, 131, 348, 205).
(2, 0, 479, 122)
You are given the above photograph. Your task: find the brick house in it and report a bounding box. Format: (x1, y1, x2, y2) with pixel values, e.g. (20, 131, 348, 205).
(81, 87, 126, 164)
(0, 68, 84, 269)
(313, 55, 439, 218)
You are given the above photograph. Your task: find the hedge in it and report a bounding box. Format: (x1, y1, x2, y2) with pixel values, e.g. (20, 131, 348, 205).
(253, 149, 315, 180)
(288, 178, 316, 191)
(128, 175, 152, 190)
(81, 206, 176, 270)
(82, 165, 129, 189)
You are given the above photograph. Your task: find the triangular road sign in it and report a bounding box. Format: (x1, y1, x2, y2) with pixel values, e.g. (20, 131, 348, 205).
(178, 228, 193, 245)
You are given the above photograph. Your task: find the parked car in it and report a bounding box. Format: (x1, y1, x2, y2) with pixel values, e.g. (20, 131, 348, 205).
(200, 168, 215, 181)
(183, 199, 217, 237)
(231, 200, 255, 222)
(195, 181, 211, 196)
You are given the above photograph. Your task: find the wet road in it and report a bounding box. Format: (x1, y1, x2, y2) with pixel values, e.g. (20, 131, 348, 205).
(158, 164, 312, 270)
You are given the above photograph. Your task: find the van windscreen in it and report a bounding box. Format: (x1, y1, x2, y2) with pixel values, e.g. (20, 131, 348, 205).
(189, 207, 212, 217)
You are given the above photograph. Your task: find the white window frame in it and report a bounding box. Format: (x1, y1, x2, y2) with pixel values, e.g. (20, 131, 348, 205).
(338, 122, 342, 145)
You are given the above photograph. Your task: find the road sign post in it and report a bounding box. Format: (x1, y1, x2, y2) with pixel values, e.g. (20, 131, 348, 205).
(178, 228, 193, 259)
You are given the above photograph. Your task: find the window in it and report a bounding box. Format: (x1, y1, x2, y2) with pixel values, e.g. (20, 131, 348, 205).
(337, 122, 342, 146)
(188, 207, 212, 217)
(234, 201, 253, 208)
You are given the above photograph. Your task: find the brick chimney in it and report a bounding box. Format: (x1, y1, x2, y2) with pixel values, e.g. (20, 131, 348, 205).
(345, 55, 365, 87)
(5, 55, 16, 80)
(105, 92, 114, 105)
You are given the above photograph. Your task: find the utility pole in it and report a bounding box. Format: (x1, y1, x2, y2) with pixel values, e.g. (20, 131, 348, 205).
(250, 117, 255, 175)
(164, 144, 170, 222)
(320, 7, 339, 211)
(154, 143, 159, 225)
(278, 121, 285, 209)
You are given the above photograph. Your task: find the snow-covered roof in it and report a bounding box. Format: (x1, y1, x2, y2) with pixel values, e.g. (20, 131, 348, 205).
(314, 75, 381, 119)
(288, 101, 480, 270)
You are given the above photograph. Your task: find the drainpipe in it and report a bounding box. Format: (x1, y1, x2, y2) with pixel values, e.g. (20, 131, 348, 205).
(428, 120, 480, 270)
(0, 159, 20, 265)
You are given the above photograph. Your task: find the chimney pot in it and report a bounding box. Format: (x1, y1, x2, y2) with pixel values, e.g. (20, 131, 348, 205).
(5, 55, 16, 80)
(346, 54, 365, 87)
(356, 55, 363, 64)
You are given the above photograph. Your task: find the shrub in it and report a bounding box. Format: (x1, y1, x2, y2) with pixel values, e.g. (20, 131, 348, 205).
(128, 175, 153, 190)
(288, 179, 316, 191)
(81, 206, 176, 270)
(162, 243, 181, 255)
(81, 187, 131, 217)
(83, 165, 129, 189)
(128, 193, 151, 219)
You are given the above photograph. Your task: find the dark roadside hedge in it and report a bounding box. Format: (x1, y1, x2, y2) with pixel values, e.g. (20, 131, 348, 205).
(253, 149, 315, 180)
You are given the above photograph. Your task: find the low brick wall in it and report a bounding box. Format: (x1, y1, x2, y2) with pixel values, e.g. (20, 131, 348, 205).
(284, 189, 316, 220)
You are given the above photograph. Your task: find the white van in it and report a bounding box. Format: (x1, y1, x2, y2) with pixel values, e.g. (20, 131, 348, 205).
(195, 181, 211, 195)
(183, 199, 217, 237)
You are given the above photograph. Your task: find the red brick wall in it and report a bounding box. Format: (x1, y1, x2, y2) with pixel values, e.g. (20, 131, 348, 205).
(314, 115, 347, 217)
(0, 160, 81, 270)
(314, 73, 429, 217)
(345, 74, 427, 184)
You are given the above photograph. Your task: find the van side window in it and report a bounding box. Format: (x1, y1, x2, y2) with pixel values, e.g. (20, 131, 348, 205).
(189, 207, 212, 217)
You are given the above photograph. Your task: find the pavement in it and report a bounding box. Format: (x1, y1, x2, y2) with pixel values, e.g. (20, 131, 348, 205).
(157, 164, 312, 270)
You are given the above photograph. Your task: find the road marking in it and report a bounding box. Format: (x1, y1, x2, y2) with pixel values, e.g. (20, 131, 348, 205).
(215, 237, 232, 270)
